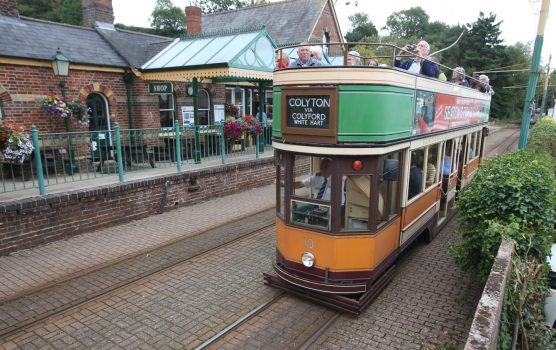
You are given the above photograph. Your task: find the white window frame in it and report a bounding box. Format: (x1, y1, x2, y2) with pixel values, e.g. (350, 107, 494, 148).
(159, 93, 175, 128)
(198, 89, 211, 125)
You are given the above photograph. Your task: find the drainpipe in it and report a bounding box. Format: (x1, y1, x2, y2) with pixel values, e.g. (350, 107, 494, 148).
(123, 70, 133, 129)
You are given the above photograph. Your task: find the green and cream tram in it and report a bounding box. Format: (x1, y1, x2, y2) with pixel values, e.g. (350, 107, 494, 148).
(264, 43, 491, 314)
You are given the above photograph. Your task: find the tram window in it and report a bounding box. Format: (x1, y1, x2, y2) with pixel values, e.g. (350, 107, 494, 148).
(278, 165, 286, 218)
(441, 140, 454, 177)
(378, 152, 401, 226)
(426, 144, 440, 187)
(291, 200, 331, 231)
(342, 175, 371, 230)
(293, 156, 330, 201)
(467, 133, 476, 162)
(408, 149, 425, 200)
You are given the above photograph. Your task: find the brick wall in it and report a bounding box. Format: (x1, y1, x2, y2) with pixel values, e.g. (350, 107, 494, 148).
(310, 0, 343, 44)
(0, 157, 276, 256)
(82, 0, 114, 27)
(0, 0, 18, 17)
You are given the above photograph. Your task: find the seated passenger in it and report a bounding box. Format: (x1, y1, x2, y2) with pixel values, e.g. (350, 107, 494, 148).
(311, 46, 324, 64)
(368, 57, 379, 66)
(479, 74, 495, 95)
(442, 155, 452, 175)
(289, 44, 323, 68)
(408, 163, 423, 199)
(347, 51, 361, 66)
(275, 52, 290, 70)
(394, 40, 439, 78)
(450, 67, 470, 87)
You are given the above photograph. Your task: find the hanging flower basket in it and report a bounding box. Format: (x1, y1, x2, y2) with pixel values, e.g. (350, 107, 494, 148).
(42, 93, 91, 128)
(0, 121, 34, 164)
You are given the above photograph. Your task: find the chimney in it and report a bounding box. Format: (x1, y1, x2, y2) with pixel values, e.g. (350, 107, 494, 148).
(0, 0, 19, 18)
(185, 6, 202, 35)
(82, 0, 114, 28)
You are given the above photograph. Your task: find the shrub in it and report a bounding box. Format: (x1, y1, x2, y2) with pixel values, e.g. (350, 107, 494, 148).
(449, 150, 555, 281)
(527, 116, 556, 159)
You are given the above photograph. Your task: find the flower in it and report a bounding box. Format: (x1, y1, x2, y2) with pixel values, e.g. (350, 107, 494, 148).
(42, 93, 91, 128)
(223, 114, 262, 141)
(225, 103, 239, 118)
(0, 121, 34, 164)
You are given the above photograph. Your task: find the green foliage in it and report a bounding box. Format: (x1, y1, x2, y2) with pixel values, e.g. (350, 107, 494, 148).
(18, 0, 82, 25)
(345, 13, 378, 44)
(498, 254, 556, 349)
(150, 0, 186, 37)
(527, 117, 556, 159)
(189, 0, 266, 14)
(383, 6, 429, 39)
(449, 151, 555, 281)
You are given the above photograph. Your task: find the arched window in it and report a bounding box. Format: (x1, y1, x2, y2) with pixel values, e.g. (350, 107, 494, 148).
(0, 102, 4, 120)
(198, 89, 211, 125)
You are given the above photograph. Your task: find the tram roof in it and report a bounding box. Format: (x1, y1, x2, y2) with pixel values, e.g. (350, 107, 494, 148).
(140, 28, 276, 82)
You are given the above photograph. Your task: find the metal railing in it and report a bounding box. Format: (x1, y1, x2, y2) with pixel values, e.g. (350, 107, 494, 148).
(0, 122, 273, 195)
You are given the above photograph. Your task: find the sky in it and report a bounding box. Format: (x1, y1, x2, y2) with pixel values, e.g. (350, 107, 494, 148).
(112, 0, 554, 64)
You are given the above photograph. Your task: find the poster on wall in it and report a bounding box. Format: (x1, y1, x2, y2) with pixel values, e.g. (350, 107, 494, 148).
(182, 106, 194, 127)
(214, 104, 225, 123)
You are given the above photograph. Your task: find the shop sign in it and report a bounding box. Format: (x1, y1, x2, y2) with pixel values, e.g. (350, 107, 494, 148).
(149, 83, 173, 94)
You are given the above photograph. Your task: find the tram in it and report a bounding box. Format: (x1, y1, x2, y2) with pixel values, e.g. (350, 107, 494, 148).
(263, 43, 492, 314)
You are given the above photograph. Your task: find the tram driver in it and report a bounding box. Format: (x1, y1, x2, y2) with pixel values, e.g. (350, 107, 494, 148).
(294, 157, 332, 200)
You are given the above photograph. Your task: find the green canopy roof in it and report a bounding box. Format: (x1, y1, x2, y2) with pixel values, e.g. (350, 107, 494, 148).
(140, 29, 276, 81)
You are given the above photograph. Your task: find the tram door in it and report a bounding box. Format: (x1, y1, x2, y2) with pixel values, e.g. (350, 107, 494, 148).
(438, 139, 457, 224)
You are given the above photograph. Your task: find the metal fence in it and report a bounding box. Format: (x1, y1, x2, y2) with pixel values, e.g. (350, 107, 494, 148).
(0, 122, 273, 195)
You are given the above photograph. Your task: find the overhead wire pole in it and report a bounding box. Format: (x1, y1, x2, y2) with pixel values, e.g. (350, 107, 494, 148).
(540, 54, 552, 116)
(518, 0, 551, 149)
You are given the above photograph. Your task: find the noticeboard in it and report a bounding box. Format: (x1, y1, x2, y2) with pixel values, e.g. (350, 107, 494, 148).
(281, 87, 338, 144)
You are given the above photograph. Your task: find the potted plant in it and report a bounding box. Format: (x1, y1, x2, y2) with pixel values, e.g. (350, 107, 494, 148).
(42, 92, 90, 128)
(0, 121, 34, 164)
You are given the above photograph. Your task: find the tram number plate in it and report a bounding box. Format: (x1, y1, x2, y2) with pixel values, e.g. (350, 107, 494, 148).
(286, 95, 330, 129)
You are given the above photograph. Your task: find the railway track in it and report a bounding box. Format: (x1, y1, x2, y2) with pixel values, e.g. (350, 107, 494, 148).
(0, 209, 275, 341)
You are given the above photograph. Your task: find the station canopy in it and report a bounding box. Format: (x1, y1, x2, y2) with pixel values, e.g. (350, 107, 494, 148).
(140, 28, 276, 82)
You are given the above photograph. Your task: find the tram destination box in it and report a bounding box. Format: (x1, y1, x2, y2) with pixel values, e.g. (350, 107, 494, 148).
(281, 87, 338, 144)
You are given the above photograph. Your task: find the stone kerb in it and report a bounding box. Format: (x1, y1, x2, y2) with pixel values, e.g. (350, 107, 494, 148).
(464, 240, 515, 350)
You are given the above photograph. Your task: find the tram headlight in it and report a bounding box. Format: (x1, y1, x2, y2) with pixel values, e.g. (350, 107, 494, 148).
(301, 252, 315, 268)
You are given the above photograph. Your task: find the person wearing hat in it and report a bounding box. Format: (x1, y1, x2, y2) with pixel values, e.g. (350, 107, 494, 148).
(450, 67, 470, 87)
(347, 51, 361, 66)
(394, 40, 438, 78)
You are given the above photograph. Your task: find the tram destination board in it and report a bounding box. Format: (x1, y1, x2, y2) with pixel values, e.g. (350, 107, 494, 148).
(280, 87, 338, 144)
(286, 95, 330, 129)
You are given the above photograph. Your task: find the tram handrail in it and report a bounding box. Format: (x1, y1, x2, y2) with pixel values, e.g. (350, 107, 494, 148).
(275, 41, 488, 90)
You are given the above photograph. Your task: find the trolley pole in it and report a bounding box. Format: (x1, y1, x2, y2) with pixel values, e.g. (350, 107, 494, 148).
(540, 54, 552, 117)
(519, 0, 550, 149)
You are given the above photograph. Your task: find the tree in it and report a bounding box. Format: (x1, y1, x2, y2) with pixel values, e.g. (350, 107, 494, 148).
(344, 13, 377, 43)
(383, 7, 429, 39)
(150, 0, 186, 37)
(189, 0, 266, 14)
(18, 0, 81, 25)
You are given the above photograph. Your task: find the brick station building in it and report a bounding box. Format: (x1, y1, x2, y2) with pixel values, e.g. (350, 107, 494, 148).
(0, 0, 343, 134)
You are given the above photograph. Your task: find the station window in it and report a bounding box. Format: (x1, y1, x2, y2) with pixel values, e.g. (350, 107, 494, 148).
(159, 93, 175, 128)
(408, 148, 425, 200)
(0, 103, 3, 120)
(377, 151, 401, 226)
(225, 87, 245, 116)
(198, 89, 211, 125)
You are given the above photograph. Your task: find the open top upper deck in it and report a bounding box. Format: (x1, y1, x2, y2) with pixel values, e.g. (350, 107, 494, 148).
(271, 43, 491, 146)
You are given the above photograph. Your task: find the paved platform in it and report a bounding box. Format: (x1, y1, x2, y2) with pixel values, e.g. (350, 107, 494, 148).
(0, 183, 276, 301)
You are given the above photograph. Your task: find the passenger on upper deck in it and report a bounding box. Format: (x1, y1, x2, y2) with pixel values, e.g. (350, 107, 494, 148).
(478, 74, 495, 95)
(368, 57, 379, 66)
(289, 44, 323, 68)
(347, 51, 361, 66)
(394, 40, 439, 78)
(450, 67, 470, 87)
(275, 52, 290, 69)
(311, 46, 324, 64)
